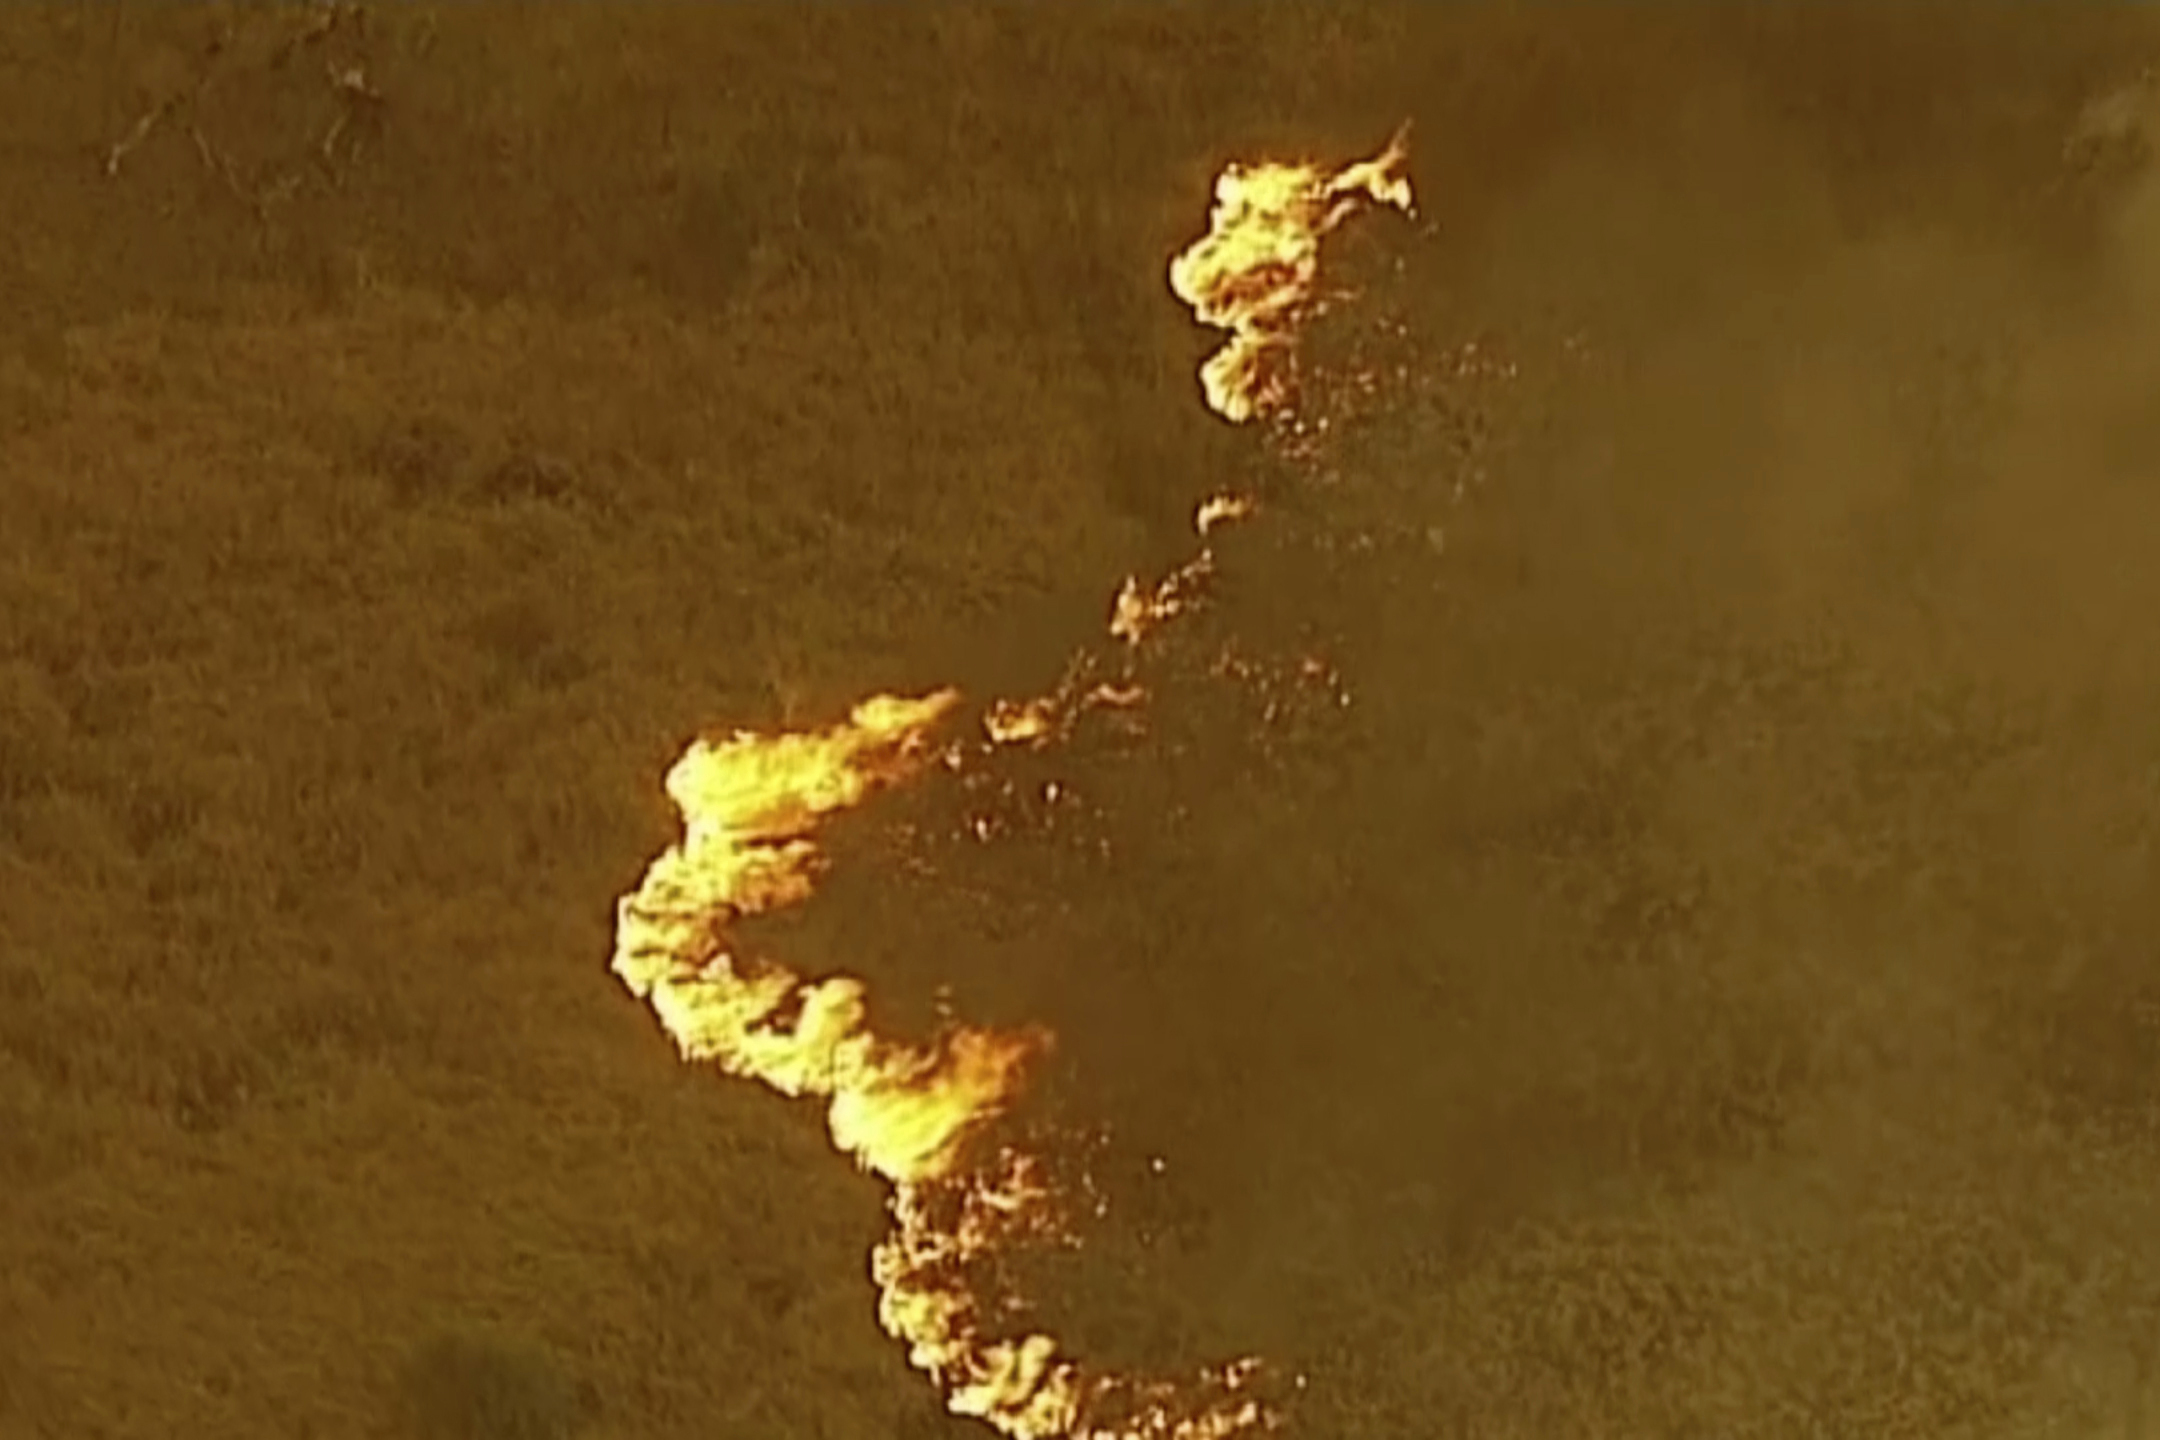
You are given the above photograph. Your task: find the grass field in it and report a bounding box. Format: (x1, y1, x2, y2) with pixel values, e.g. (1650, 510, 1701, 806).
(5, 5, 2160, 1438)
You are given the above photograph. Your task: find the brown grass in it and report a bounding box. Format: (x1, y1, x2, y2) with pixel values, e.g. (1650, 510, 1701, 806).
(4, 5, 2160, 1438)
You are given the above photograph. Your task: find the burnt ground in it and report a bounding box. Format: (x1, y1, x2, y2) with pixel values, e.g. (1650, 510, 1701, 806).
(3, 5, 2160, 1439)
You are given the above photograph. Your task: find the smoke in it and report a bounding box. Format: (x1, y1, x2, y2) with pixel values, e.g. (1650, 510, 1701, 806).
(979, 46, 2160, 1435)
(661, 47, 2160, 1431)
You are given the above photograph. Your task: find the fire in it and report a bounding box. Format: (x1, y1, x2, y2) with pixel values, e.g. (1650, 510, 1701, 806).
(1168, 125, 1415, 425)
(610, 688, 1042, 1180)
(611, 127, 1416, 1438)
(1194, 493, 1255, 535)
(1109, 552, 1218, 648)
(610, 689, 1269, 1439)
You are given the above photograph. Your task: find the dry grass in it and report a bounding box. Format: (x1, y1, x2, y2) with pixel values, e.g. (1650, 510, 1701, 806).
(4, 5, 2160, 1438)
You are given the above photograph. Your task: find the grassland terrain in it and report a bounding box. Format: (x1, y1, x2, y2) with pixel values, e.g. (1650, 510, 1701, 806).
(4, 5, 2160, 1438)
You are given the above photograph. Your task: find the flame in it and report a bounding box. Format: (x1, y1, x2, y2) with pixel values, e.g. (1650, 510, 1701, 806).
(1109, 552, 1218, 648)
(610, 689, 1044, 1180)
(1168, 125, 1415, 425)
(610, 688, 1271, 1439)
(1195, 493, 1255, 535)
(612, 125, 1416, 1439)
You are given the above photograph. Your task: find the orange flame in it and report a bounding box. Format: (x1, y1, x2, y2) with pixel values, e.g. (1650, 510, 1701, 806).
(1195, 493, 1256, 535)
(610, 689, 1044, 1180)
(611, 690, 1272, 1439)
(612, 124, 1415, 1440)
(1169, 125, 1415, 424)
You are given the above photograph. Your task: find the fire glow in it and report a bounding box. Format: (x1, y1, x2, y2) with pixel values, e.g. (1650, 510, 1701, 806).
(610, 130, 1416, 1439)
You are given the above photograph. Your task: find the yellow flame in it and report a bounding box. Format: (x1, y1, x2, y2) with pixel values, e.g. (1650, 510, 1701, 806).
(612, 688, 1274, 1438)
(611, 689, 1045, 1180)
(1109, 552, 1217, 648)
(613, 124, 1415, 1440)
(1168, 125, 1415, 425)
(1195, 493, 1255, 535)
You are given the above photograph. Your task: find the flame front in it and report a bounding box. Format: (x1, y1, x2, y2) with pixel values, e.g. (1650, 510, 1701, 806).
(1169, 124, 1415, 425)
(611, 127, 1416, 1439)
(610, 689, 1269, 1438)
(610, 688, 1040, 1181)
